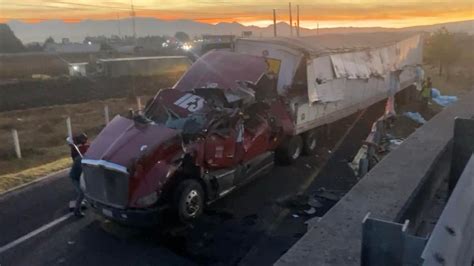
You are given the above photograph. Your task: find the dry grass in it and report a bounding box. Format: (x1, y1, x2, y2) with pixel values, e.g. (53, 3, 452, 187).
(424, 64, 474, 97)
(0, 96, 154, 178)
(0, 157, 70, 193)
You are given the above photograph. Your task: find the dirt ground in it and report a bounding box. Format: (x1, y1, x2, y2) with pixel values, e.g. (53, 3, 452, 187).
(0, 73, 184, 112)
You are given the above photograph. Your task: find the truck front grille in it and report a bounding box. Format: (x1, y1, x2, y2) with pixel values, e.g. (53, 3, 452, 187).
(82, 164, 129, 208)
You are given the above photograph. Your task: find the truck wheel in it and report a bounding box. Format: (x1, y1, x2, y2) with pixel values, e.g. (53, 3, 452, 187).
(173, 179, 204, 223)
(276, 135, 303, 165)
(302, 130, 318, 155)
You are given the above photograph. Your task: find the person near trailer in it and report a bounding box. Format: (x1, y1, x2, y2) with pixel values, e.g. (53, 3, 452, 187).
(420, 77, 433, 111)
(69, 133, 89, 217)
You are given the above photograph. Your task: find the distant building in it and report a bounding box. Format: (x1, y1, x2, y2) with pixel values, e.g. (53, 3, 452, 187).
(97, 56, 192, 78)
(242, 31, 253, 37)
(68, 62, 88, 77)
(44, 43, 100, 54)
(202, 34, 235, 44)
(201, 34, 235, 55)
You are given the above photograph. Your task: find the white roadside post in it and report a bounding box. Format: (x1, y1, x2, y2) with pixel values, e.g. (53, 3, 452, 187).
(136, 96, 142, 113)
(104, 105, 110, 125)
(11, 129, 22, 159)
(66, 117, 72, 140)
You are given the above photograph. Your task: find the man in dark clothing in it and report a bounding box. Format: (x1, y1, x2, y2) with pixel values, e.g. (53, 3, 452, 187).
(69, 133, 89, 217)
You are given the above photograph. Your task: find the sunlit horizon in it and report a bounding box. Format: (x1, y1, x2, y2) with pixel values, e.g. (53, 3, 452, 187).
(1, 0, 473, 29)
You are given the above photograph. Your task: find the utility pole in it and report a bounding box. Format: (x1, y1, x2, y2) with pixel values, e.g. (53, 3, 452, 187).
(317, 22, 319, 35)
(296, 5, 300, 37)
(273, 9, 277, 37)
(130, 0, 137, 45)
(116, 13, 122, 38)
(289, 2, 293, 37)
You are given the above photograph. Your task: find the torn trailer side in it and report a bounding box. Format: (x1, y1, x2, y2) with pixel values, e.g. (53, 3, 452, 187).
(234, 34, 423, 135)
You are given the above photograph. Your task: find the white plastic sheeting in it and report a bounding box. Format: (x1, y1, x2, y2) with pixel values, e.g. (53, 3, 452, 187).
(329, 35, 422, 80)
(307, 35, 422, 103)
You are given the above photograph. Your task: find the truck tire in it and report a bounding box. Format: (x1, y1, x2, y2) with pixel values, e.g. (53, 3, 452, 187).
(302, 130, 318, 155)
(173, 179, 204, 223)
(276, 135, 303, 165)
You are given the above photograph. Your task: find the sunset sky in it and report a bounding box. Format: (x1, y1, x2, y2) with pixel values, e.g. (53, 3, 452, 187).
(1, 0, 473, 28)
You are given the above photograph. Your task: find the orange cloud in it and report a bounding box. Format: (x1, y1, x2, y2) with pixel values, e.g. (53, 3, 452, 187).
(0, 0, 472, 28)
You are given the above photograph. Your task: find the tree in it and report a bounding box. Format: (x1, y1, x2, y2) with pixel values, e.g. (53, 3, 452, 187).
(424, 27, 461, 80)
(43, 36, 55, 46)
(0, 24, 25, 53)
(174, 31, 190, 43)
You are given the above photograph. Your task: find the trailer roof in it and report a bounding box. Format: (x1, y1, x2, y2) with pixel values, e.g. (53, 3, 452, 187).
(239, 31, 421, 56)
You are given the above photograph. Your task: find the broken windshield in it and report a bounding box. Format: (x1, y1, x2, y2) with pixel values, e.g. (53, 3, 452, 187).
(144, 97, 206, 131)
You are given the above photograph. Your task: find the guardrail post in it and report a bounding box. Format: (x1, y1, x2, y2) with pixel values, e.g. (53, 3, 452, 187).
(66, 117, 72, 139)
(104, 105, 110, 125)
(11, 129, 22, 159)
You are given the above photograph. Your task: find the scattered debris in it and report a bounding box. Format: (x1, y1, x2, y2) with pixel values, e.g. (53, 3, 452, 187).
(292, 214, 300, 218)
(308, 198, 323, 208)
(313, 188, 344, 202)
(276, 194, 309, 210)
(388, 138, 404, 151)
(431, 88, 458, 107)
(304, 207, 316, 215)
(403, 111, 427, 124)
(67, 240, 75, 245)
(305, 164, 312, 169)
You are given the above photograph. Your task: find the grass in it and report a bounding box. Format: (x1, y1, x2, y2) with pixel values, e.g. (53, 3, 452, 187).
(0, 157, 71, 193)
(423, 64, 473, 97)
(0, 96, 154, 192)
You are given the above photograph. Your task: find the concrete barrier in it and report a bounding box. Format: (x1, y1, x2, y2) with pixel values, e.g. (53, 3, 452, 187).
(275, 91, 474, 266)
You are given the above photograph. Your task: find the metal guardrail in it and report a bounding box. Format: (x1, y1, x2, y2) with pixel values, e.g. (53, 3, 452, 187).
(421, 155, 474, 265)
(361, 118, 474, 266)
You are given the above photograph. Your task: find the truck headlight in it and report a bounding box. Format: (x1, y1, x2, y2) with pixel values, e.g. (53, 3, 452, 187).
(136, 192, 158, 207)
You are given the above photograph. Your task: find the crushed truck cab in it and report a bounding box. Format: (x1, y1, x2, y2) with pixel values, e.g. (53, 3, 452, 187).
(82, 34, 423, 225)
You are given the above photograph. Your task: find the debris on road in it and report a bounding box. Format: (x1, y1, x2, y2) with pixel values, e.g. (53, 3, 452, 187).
(313, 188, 344, 202)
(431, 88, 458, 107)
(308, 198, 323, 208)
(304, 207, 316, 215)
(388, 139, 404, 151)
(404, 111, 427, 124)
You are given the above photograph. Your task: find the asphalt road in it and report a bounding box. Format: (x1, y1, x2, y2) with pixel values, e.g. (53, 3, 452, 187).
(0, 102, 385, 266)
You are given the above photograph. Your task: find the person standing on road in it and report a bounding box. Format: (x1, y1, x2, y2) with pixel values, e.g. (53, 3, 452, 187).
(420, 77, 433, 111)
(68, 133, 89, 218)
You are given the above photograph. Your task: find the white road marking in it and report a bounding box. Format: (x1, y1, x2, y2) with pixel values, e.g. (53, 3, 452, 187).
(0, 213, 73, 254)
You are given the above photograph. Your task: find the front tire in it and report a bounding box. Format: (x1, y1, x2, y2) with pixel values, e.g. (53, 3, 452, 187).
(275, 135, 303, 165)
(173, 179, 204, 223)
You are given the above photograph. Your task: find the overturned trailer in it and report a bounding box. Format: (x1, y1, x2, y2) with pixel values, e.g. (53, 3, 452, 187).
(234, 32, 423, 135)
(82, 33, 423, 225)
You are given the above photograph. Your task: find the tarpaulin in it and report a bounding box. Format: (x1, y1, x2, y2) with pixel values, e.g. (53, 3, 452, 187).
(329, 35, 422, 80)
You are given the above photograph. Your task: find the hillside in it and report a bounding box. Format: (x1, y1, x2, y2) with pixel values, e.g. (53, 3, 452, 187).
(7, 18, 473, 43)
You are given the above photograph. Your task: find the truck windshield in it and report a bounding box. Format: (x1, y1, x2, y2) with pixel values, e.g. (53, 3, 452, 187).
(145, 100, 206, 131)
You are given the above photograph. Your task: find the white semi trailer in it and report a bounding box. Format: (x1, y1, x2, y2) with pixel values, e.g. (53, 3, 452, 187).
(234, 33, 423, 136)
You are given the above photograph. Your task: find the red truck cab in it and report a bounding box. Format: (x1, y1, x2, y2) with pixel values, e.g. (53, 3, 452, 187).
(82, 51, 295, 225)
